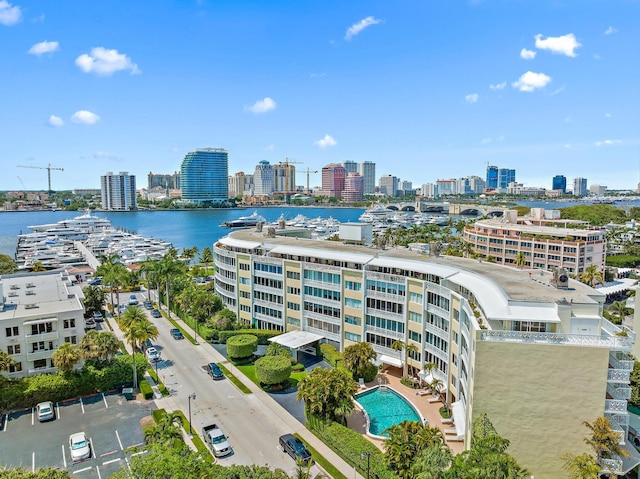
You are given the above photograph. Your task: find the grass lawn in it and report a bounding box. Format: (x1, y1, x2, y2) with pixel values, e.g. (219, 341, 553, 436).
(235, 362, 307, 391)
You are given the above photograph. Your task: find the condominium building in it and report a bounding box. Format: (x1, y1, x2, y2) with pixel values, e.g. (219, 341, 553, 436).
(148, 171, 180, 190)
(574, 177, 588, 196)
(358, 161, 376, 196)
(435, 179, 456, 196)
(342, 172, 364, 202)
(590, 184, 608, 196)
(420, 183, 437, 198)
(274, 162, 296, 194)
(254, 161, 275, 197)
(343, 160, 358, 174)
(498, 168, 516, 189)
(1, 270, 86, 378)
(320, 163, 346, 198)
(214, 228, 637, 478)
(486, 165, 498, 189)
(463, 209, 606, 274)
(379, 175, 398, 196)
(180, 148, 229, 204)
(552, 175, 567, 193)
(400, 181, 413, 195)
(228, 172, 254, 198)
(100, 171, 137, 211)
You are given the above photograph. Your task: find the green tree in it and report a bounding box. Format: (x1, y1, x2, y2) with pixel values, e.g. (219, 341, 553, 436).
(200, 247, 213, 274)
(145, 411, 184, 448)
(0, 466, 73, 478)
(181, 246, 199, 264)
(343, 342, 377, 380)
(141, 258, 162, 302)
(51, 342, 81, 373)
(296, 368, 357, 424)
(580, 264, 604, 288)
(514, 251, 527, 269)
(561, 452, 600, 479)
(255, 355, 292, 387)
(582, 416, 629, 462)
(413, 443, 453, 479)
(80, 331, 120, 364)
(82, 285, 106, 317)
(609, 300, 629, 324)
(0, 253, 17, 274)
(157, 255, 185, 318)
(97, 254, 128, 313)
(383, 420, 446, 478)
(31, 261, 47, 272)
(0, 350, 15, 371)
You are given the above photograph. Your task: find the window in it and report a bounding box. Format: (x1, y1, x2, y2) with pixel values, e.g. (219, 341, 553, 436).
(345, 281, 362, 291)
(239, 291, 251, 299)
(7, 344, 21, 355)
(31, 323, 53, 335)
(239, 263, 250, 271)
(63, 319, 76, 329)
(286, 271, 300, 280)
(239, 276, 250, 285)
(345, 332, 361, 342)
(409, 311, 422, 324)
(287, 286, 301, 295)
(409, 292, 423, 304)
(409, 330, 422, 343)
(287, 317, 300, 326)
(33, 359, 48, 369)
(64, 336, 77, 344)
(345, 298, 362, 309)
(287, 301, 300, 311)
(5, 326, 19, 337)
(8, 362, 22, 373)
(345, 315, 361, 326)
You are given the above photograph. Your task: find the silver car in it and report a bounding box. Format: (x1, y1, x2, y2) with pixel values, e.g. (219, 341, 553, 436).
(69, 432, 91, 462)
(36, 401, 55, 422)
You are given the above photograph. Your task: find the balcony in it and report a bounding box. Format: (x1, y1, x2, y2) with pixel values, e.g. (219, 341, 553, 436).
(367, 271, 405, 283)
(427, 303, 450, 318)
(605, 399, 628, 414)
(253, 312, 284, 327)
(365, 307, 404, 323)
(608, 384, 632, 401)
(364, 325, 404, 341)
(25, 331, 58, 342)
(254, 297, 284, 310)
(302, 294, 341, 308)
(27, 349, 54, 362)
(366, 289, 406, 302)
(608, 368, 632, 383)
(303, 310, 341, 325)
(480, 330, 634, 351)
(303, 279, 341, 291)
(28, 366, 56, 375)
(214, 272, 236, 286)
(306, 326, 340, 342)
(424, 322, 449, 338)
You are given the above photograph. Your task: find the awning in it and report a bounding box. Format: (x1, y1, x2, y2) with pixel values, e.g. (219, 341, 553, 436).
(379, 354, 403, 368)
(267, 330, 324, 350)
(451, 401, 466, 438)
(596, 278, 638, 296)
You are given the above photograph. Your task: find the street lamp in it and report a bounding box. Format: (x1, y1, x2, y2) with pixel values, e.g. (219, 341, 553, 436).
(154, 352, 161, 380)
(187, 392, 196, 435)
(361, 451, 370, 479)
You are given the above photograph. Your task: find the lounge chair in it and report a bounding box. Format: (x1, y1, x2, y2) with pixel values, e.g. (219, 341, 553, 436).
(444, 428, 457, 435)
(427, 396, 441, 403)
(445, 435, 463, 442)
(440, 418, 453, 424)
(416, 389, 432, 396)
(359, 378, 366, 389)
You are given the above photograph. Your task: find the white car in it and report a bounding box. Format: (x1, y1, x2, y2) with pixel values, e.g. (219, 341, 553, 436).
(36, 401, 55, 422)
(69, 432, 91, 462)
(146, 347, 160, 362)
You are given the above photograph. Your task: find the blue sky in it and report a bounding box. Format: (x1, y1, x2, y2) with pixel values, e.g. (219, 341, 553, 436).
(1, 0, 638, 192)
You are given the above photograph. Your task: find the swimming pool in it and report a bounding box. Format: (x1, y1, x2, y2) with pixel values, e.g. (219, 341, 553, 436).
(354, 386, 422, 437)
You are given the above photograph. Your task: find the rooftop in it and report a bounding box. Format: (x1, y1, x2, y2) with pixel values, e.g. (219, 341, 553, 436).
(471, 217, 605, 238)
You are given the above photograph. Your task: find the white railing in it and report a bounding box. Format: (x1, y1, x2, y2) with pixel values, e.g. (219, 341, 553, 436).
(371, 344, 401, 358)
(479, 330, 634, 350)
(253, 312, 284, 327)
(610, 354, 634, 372)
(605, 399, 628, 413)
(214, 272, 236, 286)
(364, 325, 404, 341)
(367, 271, 405, 283)
(252, 283, 283, 295)
(303, 310, 342, 325)
(426, 282, 451, 297)
(253, 298, 284, 310)
(253, 269, 283, 281)
(608, 369, 631, 383)
(302, 279, 341, 291)
(302, 294, 341, 308)
(27, 350, 54, 362)
(427, 304, 450, 318)
(608, 384, 632, 400)
(305, 326, 340, 342)
(366, 289, 406, 302)
(25, 331, 58, 342)
(365, 307, 405, 322)
(424, 322, 449, 337)
(599, 458, 623, 475)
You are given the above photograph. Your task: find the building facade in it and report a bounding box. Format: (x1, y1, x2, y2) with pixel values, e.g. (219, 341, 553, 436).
(274, 162, 296, 195)
(214, 228, 636, 478)
(321, 163, 346, 198)
(573, 177, 588, 196)
(343, 160, 358, 174)
(253, 161, 275, 197)
(379, 175, 398, 196)
(497, 168, 516, 190)
(228, 172, 254, 198)
(486, 165, 498, 189)
(180, 148, 229, 204)
(148, 171, 181, 190)
(552, 175, 567, 193)
(342, 172, 364, 202)
(1, 270, 86, 378)
(100, 171, 137, 211)
(420, 183, 437, 198)
(358, 161, 376, 195)
(463, 209, 606, 274)
(435, 179, 456, 196)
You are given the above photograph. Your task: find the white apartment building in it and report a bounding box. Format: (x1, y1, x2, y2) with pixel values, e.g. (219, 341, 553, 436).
(213, 228, 638, 477)
(253, 161, 275, 196)
(358, 161, 376, 195)
(100, 172, 137, 211)
(464, 209, 606, 274)
(1, 270, 86, 378)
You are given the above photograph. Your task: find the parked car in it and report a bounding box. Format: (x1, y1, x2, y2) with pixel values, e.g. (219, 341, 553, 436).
(207, 363, 224, 380)
(85, 318, 96, 330)
(170, 328, 184, 340)
(88, 277, 102, 286)
(69, 432, 91, 462)
(279, 434, 312, 465)
(143, 300, 153, 310)
(146, 347, 161, 362)
(36, 401, 55, 422)
(92, 311, 104, 322)
(119, 304, 127, 313)
(150, 309, 161, 318)
(128, 295, 138, 305)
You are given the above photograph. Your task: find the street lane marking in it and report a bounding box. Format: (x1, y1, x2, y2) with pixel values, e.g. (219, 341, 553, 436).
(100, 450, 118, 458)
(3, 413, 7, 431)
(74, 466, 91, 473)
(90, 437, 95, 460)
(96, 465, 102, 479)
(80, 397, 85, 414)
(103, 458, 122, 466)
(31, 408, 34, 426)
(56, 403, 61, 419)
(62, 445, 67, 468)
(130, 450, 147, 457)
(32, 452, 35, 473)
(115, 430, 123, 450)
(102, 393, 108, 409)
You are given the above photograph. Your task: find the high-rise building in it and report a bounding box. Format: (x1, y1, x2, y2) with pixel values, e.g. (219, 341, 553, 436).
(253, 161, 275, 197)
(400, 181, 413, 195)
(148, 172, 180, 190)
(486, 165, 498, 189)
(498, 168, 516, 189)
(552, 175, 566, 193)
(358, 161, 376, 195)
(420, 183, 437, 198)
(468, 176, 486, 194)
(228, 172, 254, 197)
(573, 177, 588, 196)
(101, 171, 137, 211)
(589, 184, 607, 196)
(456, 178, 471, 195)
(321, 163, 346, 198)
(180, 148, 229, 204)
(273, 162, 296, 194)
(379, 175, 398, 196)
(343, 160, 358, 174)
(342, 172, 364, 202)
(436, 179, 457, 196)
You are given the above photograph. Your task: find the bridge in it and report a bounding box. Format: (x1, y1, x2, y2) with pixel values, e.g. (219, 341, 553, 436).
(383, 200, 509, 217)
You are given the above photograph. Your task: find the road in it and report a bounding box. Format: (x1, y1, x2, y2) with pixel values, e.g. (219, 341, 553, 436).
(124, 292, 320, 474)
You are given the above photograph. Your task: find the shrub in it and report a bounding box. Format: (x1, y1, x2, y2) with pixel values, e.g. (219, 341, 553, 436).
(218, 329, 280, 344)
(255, 356, 291, 386)
(362, 362, 378, 382)
(291, 363, 305, 372)
(226, 334, 258, 359)
(140, 379, 154, 399)
(152, 408, 167, 423)
(320, 343, 342, 367)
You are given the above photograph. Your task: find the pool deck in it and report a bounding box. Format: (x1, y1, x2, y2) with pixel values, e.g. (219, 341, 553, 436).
(347, 367, 465, 455)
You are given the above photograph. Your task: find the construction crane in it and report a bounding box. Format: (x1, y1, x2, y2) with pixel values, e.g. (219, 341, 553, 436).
(17, 164, 64, 194)
(297, 167, 318, 194)
(17, 176, 26, 190)
(280, 158, 302, 203)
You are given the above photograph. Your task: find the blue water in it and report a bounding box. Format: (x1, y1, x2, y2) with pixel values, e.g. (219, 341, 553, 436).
(0, 207, 366, 257)
(355, 387, 421, 436)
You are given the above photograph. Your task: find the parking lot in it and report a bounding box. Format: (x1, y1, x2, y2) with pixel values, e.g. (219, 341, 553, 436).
(0, 392, 154, 478)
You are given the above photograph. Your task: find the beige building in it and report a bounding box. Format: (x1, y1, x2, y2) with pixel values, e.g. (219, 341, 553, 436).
(463, 209, 606, 274)
(214, 228, 637, 477)
(1, 270, 86, 378)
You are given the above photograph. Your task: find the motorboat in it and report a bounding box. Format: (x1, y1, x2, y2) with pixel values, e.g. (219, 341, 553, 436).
(223, 211, 267, 228)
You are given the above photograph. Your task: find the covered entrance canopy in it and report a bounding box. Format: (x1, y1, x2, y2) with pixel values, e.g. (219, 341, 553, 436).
(379, 354, 403, 368)
(268, 330, 324, 351)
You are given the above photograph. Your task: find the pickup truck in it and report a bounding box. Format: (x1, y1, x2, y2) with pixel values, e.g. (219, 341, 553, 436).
(202, 423, 232, 457)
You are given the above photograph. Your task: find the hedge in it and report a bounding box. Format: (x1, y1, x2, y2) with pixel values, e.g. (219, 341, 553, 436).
(320, 343, 342, 367)
(607, 255, 640, 268)
(226, 334, 258, 359)
(307, 415, 395, 479)
(255, 356, 291, 386)
(218, 329, 281, 344)
(140, 379, 154, 399)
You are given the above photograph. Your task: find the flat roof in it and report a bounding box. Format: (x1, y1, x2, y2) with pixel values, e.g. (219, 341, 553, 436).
(472, 218, 604, 237)
(268, 330, 324, 349)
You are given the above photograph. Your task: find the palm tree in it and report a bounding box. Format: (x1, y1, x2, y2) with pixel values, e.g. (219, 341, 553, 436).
(561, 452, 600, 479)
(429, 378, 444, 401)
(79, 330, 101, 361)
(31, 261, 47, 272)
(88, 331, 121, 363)
(384, 420, 446, 478)
(200, 247, 213, 274)
(145, 411, 184, 448)
(181, 246, 199, 265)
(413, 443, 453, 479)
(391, 340, 414, 379)
(342, 342, 376, 380)
(52, 342, 81, 373)
(97, 254, 128, 312)
(580, 264, 604, 288)
(514, 251, 527, 269)
(121, 307, 158, 389)
(296, 368, 357, 424)
(83, 285, 106, 317)
(609, 300, 628, 324)
(157, 255, 185, 318)
(583, 416, 630, 462)
(460, 241, 474, 259)
(0, 350, 14, 371)
(140, 258, 161, 302)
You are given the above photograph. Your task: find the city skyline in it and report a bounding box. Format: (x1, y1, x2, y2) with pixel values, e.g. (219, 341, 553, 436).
(1, 1, 638, 191)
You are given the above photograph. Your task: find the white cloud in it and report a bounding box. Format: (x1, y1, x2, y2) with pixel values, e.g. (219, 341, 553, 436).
(593, 53, 601, 60)
(345, 16, 381, 40)
(520, 48, 536, 60)
(605, 26, 617, 35)
(534, 33, 581, 57)
(564, 116, 572, 123)
(481, 136, 504, 145)
(48, 115, 64, 127)
(465, 93, 479, 103)
(594, 139, 621, 147)
(314, 134, 337, 148)
(489, 81, 506, 91)
(0, 0, 21, 25)
(310, 72, 326, 78)
(28, 40, 59, 56)
(264, 144, 274, 152)
(93, 151, 122, 161)
(75, 47, 140, 76)
(512, 71, 552, 92)
(71, 110, 100, 125)
(245, 97, 276, 114)
(605, 113, 612, 118)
